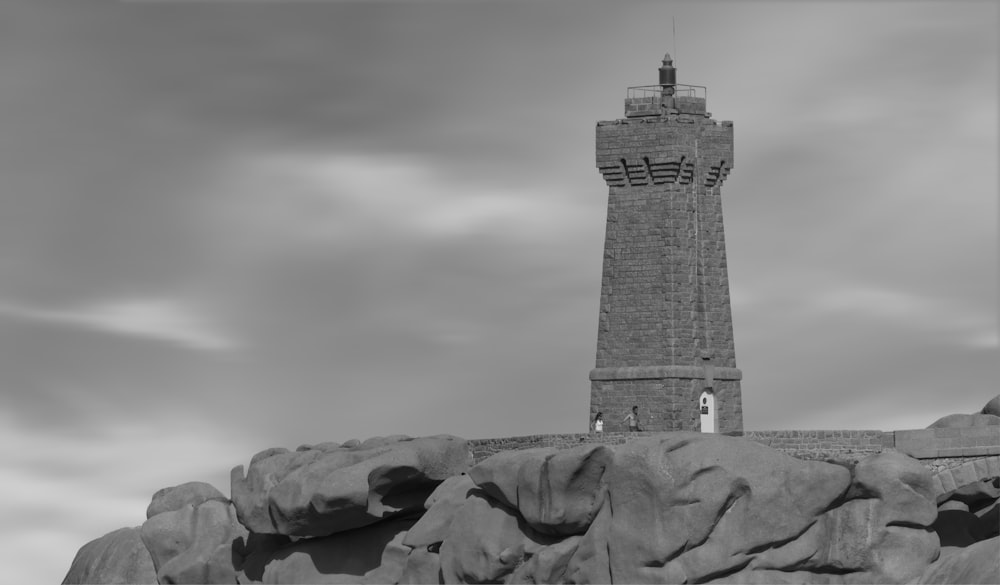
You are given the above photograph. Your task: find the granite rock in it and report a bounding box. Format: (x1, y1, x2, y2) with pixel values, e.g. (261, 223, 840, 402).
(927, 413, 1000, 428)
(980, 394, 1000, 417)
(65, 433, 957, 585)
(467, 443, 612, 536)
(231, 435, 470, 538)
(933, 476, 1000, 548)
(62, 527, 156, 585)
(567, 433, 856, 584)
(911, 536, 1000, 584)
(146, 481, 227, 519)
(252, 515, 419, 584)
(402, 473, 476, 548)
(438, 489, 562, 584)
(140, 499, 248, 584)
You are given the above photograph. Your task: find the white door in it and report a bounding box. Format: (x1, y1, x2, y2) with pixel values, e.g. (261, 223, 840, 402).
(700, 391, 715, 433)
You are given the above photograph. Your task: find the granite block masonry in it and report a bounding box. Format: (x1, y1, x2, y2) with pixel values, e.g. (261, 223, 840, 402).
(590, 53, 743, 433)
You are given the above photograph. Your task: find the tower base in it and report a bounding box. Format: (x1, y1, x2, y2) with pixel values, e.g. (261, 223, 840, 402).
(589, 366, 743, 433)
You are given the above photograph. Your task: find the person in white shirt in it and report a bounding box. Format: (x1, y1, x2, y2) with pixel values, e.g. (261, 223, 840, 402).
(592, 412, 604, 433)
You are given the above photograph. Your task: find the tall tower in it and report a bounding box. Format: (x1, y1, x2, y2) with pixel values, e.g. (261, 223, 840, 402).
(589, 54, 743, 433)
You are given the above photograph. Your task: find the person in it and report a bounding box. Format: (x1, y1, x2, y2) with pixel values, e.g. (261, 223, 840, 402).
(623, 405, 640, 432)
(592, 412, 604, 433)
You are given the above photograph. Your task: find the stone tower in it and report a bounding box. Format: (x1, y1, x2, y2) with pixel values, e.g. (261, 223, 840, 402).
(589, 54, 743, 433)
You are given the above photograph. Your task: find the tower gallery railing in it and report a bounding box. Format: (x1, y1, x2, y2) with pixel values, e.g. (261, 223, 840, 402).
(626, 83, 707, 102)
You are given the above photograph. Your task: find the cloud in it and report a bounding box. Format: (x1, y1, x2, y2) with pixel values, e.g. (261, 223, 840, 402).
(0, 411, 247, 585)
(735, 276, 997, 352)
(206, 150, 599, 252)
(809, 285, 997, 350)
(0, 298, 237, 352)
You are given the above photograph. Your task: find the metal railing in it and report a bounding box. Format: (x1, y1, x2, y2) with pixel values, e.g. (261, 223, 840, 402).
(627, 84, 707, 102)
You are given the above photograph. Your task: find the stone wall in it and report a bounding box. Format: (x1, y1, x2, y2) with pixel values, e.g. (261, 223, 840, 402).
(893, 425, 1000, 458)
(743, 430, 889, 462)
(469, 428, 1000, 468)
(924, 455, 1000, 497)
(469, 430, 887, 464)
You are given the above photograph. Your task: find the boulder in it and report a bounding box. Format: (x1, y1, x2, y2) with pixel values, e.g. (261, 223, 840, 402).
(980, 394, 1000, 417)
(506, 534, 582, 584)
(297, 442, 342, 452)
(254, 515, 418, 584)
(397, 547, 443, 585)
(912, 536, 1000, 584)
(140, 499, 248, 584)
(724, 452, 939, 582)
(146, 481, 227, 519)
(581, 433, 854, 584)
(561, 436, 938, 584)
(467, 443, 612, 536)
(438, 489, 561, 584)
(839, 451, 939, 583)
(936, 478, 1000, 507)
(928, 413, 1000, 428)
(563, 492, 613, 584)
(231, 435, 470, 538)
(402, 474, 476, 548)
(62, 527, 156, 585)
(231, 447, 326, 533)
(438, 491, 526, 583)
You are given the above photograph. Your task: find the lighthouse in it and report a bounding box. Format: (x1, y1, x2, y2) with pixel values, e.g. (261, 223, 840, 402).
(589, 54, 743, 434)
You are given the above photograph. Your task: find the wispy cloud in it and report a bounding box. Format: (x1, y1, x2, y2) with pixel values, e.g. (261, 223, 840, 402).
(208, 150, 598, 250)
(0, 411, 246, 585)
(0, 298, 237, 352)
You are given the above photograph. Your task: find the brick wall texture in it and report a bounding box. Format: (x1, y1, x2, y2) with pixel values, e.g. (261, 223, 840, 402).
(742, 430, 888, 462)
(590, 91, 742, 434)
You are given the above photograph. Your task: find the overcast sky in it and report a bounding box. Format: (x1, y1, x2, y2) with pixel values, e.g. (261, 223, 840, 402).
(2, 1, 997, 583)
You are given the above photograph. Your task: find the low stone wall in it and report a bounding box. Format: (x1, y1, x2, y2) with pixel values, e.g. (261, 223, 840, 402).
(924, 455, 1000, 496)
(743, 430, 889, 462)
(893, 425, 1000, 458)
(469, 426, 1000, 469)
(469, 430, 889, 464)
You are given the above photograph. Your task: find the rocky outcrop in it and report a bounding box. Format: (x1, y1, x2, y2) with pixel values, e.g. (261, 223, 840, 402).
(65, 432, 1000, 584)
(405, 435, 938, 585)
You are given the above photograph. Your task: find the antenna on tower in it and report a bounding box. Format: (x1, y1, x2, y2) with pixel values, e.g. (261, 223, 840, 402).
(672, 16, 677, 63)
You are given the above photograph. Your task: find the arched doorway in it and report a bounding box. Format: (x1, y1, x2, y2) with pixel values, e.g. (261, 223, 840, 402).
(700, 391, 715, 433)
